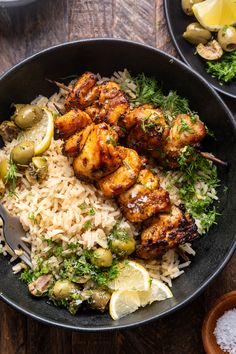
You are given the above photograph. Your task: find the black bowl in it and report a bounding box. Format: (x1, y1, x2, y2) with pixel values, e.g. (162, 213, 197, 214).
(0, 39, 235, 331)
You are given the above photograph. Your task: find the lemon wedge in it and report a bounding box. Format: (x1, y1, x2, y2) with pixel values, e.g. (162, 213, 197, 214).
(109, 290, 141, 320)
(139, 279, 173, 307)
(108, 261, 150, 292)
(19, 109, 54, 155)
(193, 0, 236, 31)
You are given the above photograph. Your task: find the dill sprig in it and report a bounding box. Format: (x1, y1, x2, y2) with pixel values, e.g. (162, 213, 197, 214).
(177, 146, 220, 232)
(5, 158, 17, 195)
(130, 74, 197, 123)
(207, 51, 236, 83)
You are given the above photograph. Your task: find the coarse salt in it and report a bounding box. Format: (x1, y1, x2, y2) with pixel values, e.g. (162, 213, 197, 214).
(214, 308, 236, 354)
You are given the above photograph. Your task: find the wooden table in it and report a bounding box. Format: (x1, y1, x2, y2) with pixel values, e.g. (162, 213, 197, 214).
(0, 1, 235, 353)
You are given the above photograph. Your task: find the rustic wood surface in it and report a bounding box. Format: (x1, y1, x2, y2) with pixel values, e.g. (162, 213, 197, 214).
(0, 1, 235, 353)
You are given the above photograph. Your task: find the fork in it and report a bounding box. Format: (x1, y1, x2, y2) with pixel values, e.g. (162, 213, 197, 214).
(0, 204, 32, 267)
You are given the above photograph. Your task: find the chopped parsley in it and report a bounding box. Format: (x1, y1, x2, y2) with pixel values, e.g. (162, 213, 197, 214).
(28, 212, 37, 223)
(83, 221, 92, 230)
(88, 208, 95, 216)
(108, 223, 130, 242)
(60, 252, 119, 288)
(207, 51, 236, 83)
(79, 202, 87, 210)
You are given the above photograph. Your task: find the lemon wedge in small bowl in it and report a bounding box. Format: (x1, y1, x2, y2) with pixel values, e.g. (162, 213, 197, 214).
(18, 108, 54, 155)
(192, 0, 236, 31)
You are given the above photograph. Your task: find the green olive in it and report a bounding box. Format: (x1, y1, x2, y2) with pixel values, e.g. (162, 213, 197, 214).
(11, 141, 35, 165)
(52, 279, 78, 300)
(25, 156, 48, 183)
(181, 0, 203, 16)
(89, 289, 111, 312)
(14, 104, 43, 129)
(196, 40, 223, 60)
(183, 22, 211, 45)
(110, 237, 136, 257)
(91, 248, 113, 267)
(0, 159, 10, 182)
(217, 26, 236, 52)
(0, 121, 20, 142)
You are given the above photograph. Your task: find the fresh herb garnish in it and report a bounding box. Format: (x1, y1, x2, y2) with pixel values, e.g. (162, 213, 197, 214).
(131, 74, 197, 123)
(108, 223, 130, 242)
(207, 51, 236, 83)
(28, 212, 37, 223)
(88, 208, 95, 216)
(177, 146, 220, 232)
(83, 221, 92, 230)
(5, 158, 17, 195)
(106, 135, 117, 146)
(140, 114, 156, 132)
(178, 118, 193, 134)
(79, 202, 87, 210)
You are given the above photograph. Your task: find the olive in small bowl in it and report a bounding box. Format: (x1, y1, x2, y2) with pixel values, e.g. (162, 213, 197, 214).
(217, 26, 236, 52)
(181, 0, 203, 16)
(196, 40, 223, 61)
(183, 22, 211, 45)
(11, 141, 35, 165)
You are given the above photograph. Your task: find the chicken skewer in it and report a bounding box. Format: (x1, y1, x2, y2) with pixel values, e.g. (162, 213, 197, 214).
(55, 115, 199, 260)
(52, 71, 226, 166)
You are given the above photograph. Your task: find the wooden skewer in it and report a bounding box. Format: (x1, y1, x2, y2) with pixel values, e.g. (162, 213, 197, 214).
(200, 151, 228, 166)
(46, 79, 72, 93)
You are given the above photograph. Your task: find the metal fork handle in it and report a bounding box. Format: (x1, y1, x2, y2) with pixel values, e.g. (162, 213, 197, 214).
(0, 204, 9, 224)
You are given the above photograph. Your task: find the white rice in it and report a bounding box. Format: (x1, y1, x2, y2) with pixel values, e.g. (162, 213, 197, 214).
(0, 70, 201, 285)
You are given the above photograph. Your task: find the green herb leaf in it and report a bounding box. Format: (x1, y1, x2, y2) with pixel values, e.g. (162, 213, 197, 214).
(5, 158, 17, 195)
(207, 51, 236, 83)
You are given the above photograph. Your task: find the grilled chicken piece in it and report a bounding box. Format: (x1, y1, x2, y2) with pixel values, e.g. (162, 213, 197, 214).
(119, 104, 153, 131)
(63, 124, 94, 157)
(153, 114, 206, 168)
(136, 205, 198, 259)
(97, 147, 142, 198)
(55, 109, 92, 138)
(118, 169, 171, 222)
(73, 123, 122, 181)
(127, 107, 169, 152)
(65, 71, 98, 110)
(85, 81, 129, 129)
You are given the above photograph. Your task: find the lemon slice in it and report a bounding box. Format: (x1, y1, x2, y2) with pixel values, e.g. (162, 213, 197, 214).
(108, 261, 150, 291)
(193, 0, 236, 31)
(109, 290, 141, 320)
(139, 279, 173, 307)
(19, 109, 54, 155)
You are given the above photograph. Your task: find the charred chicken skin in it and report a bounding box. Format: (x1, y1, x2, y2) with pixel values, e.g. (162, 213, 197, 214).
(53, 72, 204, 260)
(118, 169, 171, 223)
(136, 204, 198, 259)
(72, 123, 123, 181)
(97, 146, 142, 198)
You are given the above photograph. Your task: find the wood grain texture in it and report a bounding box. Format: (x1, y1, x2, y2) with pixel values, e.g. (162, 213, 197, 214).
(0, 0, 235, 353)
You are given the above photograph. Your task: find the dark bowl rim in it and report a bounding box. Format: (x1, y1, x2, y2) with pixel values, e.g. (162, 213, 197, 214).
(0, 38, 235, 331)
(163, 0, 236, 99)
